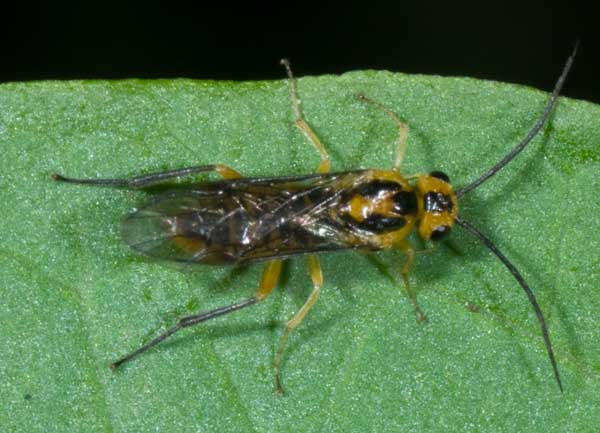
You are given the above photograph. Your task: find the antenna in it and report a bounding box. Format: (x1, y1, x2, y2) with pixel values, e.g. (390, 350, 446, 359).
(456, 42, 578, 199)
(455, 217, 563, 392)
(452, 44, 579, 392)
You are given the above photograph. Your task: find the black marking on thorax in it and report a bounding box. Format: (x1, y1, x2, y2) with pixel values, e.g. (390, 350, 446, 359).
(344, 180, 418, 234)
(356, 181, 418, 216)
(350, 214, 408, 233)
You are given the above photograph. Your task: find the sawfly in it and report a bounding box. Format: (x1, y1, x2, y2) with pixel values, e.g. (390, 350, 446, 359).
(53, 46, 576, 393)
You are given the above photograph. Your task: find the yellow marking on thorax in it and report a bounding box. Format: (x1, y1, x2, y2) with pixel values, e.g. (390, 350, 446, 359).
(369, 169, 412, 189)
(341, 169, 418, 250)
(347, 194, 396, 222)
(346, 169, 413, 223)
(375, 221, 416, 249)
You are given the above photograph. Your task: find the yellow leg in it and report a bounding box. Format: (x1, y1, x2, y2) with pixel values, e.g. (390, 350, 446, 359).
(256, 260, 283, 300)
(280, 59, 331, 174)
(397, 240, 427, 323)
(355, 93, 409, 171)
(274, 254, 323, 394)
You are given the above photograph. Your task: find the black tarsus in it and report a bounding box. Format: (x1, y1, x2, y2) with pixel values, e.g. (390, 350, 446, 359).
(455, 216, 563, 392)
(456, 41, 578, 199)
(52, 165, 230, 189)
(52, 173, 129, 187)
(110, 297, 258, 369)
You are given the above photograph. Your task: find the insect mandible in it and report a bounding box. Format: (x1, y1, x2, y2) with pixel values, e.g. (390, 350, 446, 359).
(53, 46, 577, 393)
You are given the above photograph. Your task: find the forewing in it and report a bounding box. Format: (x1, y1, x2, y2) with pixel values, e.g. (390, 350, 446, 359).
(121, 190, 227, 264)
(226, 174, 359, 262)
(121, 171, 367, 265)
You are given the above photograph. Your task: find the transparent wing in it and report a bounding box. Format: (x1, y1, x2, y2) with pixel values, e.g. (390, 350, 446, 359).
(121, 171, 368, 265)
(121, 191, 228, 264)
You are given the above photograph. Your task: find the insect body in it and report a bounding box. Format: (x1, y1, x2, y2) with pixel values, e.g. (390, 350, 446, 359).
(122, 169, 454, 266)
(53, 48, 576, 393)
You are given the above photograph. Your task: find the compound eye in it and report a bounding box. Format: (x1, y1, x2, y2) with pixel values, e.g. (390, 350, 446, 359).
(430, 225, 451, 241)
(430, 171, 450, 183)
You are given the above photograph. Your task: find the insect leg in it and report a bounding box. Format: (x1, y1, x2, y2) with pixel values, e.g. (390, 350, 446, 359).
(355, 93, 409, 171)
(397, 239, 427, 322)
(52, 164, 241, 188)
(110, 259, 282, 369)
(255, 259, 283, 301)
(274, 254, 323, 394)
(280, 59, 330, 174)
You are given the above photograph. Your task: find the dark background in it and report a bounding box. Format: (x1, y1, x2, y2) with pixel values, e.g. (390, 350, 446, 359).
(1, 2, 598, 103)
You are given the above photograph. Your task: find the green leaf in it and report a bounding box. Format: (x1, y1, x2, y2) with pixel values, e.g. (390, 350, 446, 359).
(1, 71, 599, 433)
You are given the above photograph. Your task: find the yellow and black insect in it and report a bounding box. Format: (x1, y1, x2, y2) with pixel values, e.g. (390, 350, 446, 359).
(53, 47, 576, 393)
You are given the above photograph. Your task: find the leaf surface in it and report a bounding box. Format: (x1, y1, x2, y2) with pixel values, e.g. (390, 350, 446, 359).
(1, 71, 599, 433)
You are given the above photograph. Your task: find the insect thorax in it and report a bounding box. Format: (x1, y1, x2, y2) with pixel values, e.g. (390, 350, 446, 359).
(337, 169, 458, 248)
(338, 170, 418, 249)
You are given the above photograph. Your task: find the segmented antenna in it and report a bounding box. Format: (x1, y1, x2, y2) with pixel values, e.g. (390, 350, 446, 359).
(453, 45, 579, 392)
(455, 217, 563, 392)
(456, 42, 578, 199)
